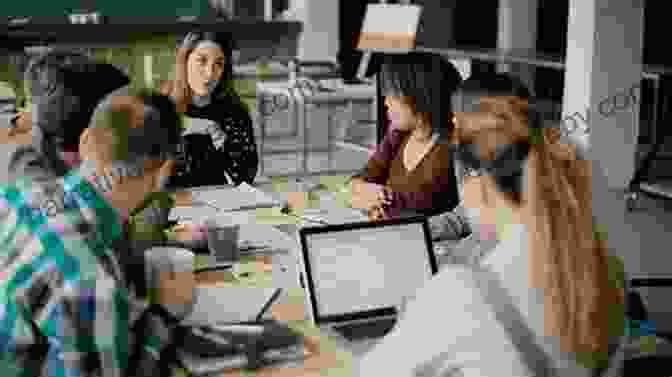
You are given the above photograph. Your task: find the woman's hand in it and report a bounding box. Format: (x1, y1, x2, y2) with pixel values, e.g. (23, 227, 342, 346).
(350, 179, 392, 210)
(368, 205, 388, 221)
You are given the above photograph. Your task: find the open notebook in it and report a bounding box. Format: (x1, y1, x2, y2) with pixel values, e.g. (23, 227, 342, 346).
(182, 286, 280, 326)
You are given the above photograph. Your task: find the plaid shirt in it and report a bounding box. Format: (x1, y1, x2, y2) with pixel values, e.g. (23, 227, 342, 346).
(0, 171, 174, 377)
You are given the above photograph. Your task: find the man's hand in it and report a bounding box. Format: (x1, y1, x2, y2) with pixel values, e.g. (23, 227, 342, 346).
(8, 111, 33, 136)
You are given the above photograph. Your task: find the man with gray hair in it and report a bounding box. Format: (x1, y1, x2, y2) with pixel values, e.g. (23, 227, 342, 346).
(80, 90, 181, 252)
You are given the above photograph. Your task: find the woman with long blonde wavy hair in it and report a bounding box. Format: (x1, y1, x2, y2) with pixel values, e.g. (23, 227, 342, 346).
(357, 73, 625, 377)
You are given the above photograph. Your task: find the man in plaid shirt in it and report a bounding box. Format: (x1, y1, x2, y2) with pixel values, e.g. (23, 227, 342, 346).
(0, 87, 182, 375)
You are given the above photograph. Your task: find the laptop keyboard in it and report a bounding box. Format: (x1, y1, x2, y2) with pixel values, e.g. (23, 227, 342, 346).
(333, 318, 397, 341)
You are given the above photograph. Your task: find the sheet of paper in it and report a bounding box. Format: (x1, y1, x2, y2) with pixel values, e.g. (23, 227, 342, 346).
(181, 286, 279, 326)
(193, 183, 281, 212)
(168, 205, 220, 222)
(239, 224, 296, 251)
(300, 207, 368, 225)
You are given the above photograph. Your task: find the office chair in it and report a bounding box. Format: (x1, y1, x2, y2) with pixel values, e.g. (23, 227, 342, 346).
(623, 275, 672, 376)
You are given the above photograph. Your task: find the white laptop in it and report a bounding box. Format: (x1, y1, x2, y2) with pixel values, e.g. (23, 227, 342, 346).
(297, 216, 438, 346)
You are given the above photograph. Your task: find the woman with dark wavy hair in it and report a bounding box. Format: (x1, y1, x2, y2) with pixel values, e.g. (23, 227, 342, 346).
(161, 29, 258, 186)
(350, 52, 463, 220)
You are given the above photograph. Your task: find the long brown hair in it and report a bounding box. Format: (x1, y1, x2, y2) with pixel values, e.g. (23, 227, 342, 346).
(160, 29, 238, 113)
(454, 94, 623, 359)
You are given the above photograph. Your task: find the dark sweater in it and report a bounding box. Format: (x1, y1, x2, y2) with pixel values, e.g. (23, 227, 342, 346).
(180, 96, 259, 186)
(356, 129, 459, 217)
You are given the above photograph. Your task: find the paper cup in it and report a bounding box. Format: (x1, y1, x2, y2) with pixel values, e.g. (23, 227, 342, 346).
(205, 219, 240, 264)
(145, 247, 195, 318)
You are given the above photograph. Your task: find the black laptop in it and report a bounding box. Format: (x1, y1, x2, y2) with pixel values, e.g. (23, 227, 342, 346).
(297, 216, 439, 344)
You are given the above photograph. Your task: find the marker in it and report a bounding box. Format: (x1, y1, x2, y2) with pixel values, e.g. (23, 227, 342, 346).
(255, 288, 283, 321)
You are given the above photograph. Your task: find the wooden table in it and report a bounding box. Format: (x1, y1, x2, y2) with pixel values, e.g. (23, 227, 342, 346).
(168, 185, 356, 377)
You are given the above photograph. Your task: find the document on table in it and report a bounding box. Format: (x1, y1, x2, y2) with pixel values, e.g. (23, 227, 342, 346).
(300, 207, 368, 225)
(178, 345, 310, 375)
(239, 224, 296, 253)
(181, 286, 279, 326)
(168, 205, 220, 222)
(192, 183, 281, 212)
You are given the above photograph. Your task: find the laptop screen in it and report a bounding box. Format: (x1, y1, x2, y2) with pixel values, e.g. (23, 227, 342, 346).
(299, 218, 438, 325)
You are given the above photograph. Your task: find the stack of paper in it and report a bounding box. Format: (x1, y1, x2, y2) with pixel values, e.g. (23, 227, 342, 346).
(299, 207, 368, 225)
(193, 183, 281, 212)
(177, 344, 310, 375)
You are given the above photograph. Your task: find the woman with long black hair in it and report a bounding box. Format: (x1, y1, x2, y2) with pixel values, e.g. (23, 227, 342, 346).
(350, 52, 463, 219)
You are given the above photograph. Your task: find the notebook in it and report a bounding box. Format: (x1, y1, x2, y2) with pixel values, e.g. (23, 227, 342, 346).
(192, 183, 281, 212)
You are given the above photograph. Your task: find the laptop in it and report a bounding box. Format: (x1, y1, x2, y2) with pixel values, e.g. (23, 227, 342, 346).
(297, 216, 438, 347)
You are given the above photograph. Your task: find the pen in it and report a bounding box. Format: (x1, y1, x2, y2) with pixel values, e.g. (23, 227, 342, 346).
(255, 288, 283, 321)
(194, 264, 233, 274)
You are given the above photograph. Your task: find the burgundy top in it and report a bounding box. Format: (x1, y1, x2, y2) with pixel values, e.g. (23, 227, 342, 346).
(355, 129, 459, 217)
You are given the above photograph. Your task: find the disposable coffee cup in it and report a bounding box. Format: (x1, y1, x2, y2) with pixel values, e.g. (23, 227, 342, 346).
(205, 219, 240, 264)
(144, 247, 195, 318)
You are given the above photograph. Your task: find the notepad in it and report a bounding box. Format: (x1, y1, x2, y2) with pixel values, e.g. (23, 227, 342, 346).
(192, 183, 281, 212)
(178, 344, 310, 375)
(168, 205, 220, 222)
(182, 286, 280, 326)
(299, 207, 369, 225)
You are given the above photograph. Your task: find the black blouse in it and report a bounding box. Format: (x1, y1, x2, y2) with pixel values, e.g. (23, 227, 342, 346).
(176, 96, 259, 186)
